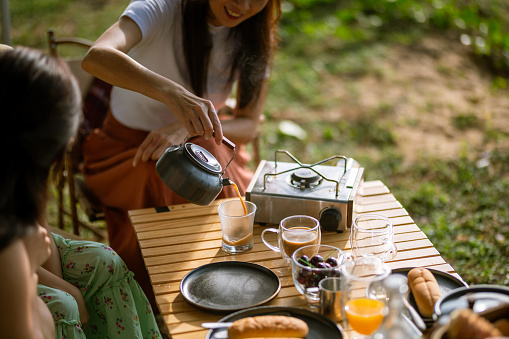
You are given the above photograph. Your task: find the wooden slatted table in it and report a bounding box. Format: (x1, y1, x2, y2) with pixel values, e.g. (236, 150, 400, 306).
(129, 180, 465, 338)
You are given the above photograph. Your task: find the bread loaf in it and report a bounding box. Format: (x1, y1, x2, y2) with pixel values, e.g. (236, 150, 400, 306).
(494, 318, 509, 336)
(228, 315, 309, 339)
(447, 308, 502, 339)
(407, 267, 441, 318)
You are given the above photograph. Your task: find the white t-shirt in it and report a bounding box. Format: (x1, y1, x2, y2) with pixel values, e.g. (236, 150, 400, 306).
(111, 0, 236, 131)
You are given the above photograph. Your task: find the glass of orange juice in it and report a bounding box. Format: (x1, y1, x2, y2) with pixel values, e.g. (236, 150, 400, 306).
(340, 257, 391, 338)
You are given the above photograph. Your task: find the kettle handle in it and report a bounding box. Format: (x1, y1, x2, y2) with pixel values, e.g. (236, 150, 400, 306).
(221, 135, 235, 151)
(182, 132, 236, 151)
(212, 132, 236, 176)
(212, 132, 235, 151)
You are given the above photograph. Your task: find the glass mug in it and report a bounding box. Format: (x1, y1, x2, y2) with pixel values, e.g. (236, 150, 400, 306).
(261, 215, 321, 263)
(350, 214, 397, 262)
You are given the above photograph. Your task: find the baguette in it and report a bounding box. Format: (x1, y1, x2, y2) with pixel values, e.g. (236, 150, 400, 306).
(228, 315, 309, 339)
(407, 267, 441, 318)
(447, 308, 502, 339)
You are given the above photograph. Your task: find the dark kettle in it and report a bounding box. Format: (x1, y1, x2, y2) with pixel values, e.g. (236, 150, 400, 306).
(156, 135, 235, 205)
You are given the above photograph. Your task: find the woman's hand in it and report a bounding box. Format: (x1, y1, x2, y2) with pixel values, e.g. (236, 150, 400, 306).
(69, 285, 89, 328)
(161, 83, 223, 145)
(132, 122, 189, 167)
(22, 225, 52, 273)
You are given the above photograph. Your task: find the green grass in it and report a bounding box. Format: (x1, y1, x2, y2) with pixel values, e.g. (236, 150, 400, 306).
(10, 0, 509, 286)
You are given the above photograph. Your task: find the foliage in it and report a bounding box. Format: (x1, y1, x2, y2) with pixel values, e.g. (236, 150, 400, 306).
(387, 151, 509, 285)
(282, 0, 509, 75)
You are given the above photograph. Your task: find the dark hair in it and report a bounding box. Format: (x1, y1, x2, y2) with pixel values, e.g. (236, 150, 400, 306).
(182, 0, 282, 109)
(0, 47, 80, 249)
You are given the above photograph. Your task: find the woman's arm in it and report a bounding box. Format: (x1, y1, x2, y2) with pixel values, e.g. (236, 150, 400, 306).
(221, 78, 269, 145)
(82, 16, 223, 146)
(37, 266, 89, 327)
(36, 222, 89, 326)
(0, 240, 55, 339)
(38, 221, 62, 279)
(21, 225, 52, 277)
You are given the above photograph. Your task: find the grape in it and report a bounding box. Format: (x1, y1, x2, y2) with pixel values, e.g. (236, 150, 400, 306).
(325, 256, 339, 267)
(298, 255, 310, 266)
(310, 255, 323, 266)
(315, 262, 327, 269)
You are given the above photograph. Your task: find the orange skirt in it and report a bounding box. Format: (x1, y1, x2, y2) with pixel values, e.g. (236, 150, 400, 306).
(82, 111, 253, 310)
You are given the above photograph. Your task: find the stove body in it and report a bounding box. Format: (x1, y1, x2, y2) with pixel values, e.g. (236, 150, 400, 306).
(245, 153, 364, 232)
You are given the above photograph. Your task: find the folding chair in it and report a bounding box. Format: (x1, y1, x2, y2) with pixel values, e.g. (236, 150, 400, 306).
(47, 29, 111, 241)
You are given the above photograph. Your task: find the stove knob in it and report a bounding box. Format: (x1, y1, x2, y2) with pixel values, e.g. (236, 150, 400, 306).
(320, 207, 342, 232)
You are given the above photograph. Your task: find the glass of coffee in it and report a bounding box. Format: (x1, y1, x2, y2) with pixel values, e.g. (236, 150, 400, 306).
(261, 215, 321, 263)
(218, 200, 257, 254)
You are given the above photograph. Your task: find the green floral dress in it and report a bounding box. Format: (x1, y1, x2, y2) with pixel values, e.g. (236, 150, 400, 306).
(38, 233, 161, 339)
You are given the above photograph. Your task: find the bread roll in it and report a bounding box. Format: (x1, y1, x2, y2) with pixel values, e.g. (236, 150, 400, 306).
(407, 267, 441, 318)
(494, 318, 509, 336)
(228, 315, 309, 339)
(447, 308, 502, 339)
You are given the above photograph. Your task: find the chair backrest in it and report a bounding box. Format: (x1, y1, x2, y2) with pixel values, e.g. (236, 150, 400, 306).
(47, 29, 94, 98)
(47, 29, 112, 142)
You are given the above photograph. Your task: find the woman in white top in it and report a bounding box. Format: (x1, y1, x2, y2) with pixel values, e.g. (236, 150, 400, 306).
(81, 0, 282, 311)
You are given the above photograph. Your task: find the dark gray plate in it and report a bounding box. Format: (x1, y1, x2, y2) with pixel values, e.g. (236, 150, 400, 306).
(180, 261, 281, 312)
(392, 267, 468, 326)
(434, 284, 509, 319)
(205, 306, 344, 339)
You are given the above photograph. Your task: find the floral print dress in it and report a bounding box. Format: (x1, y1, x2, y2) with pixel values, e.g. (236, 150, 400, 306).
(38, 233, 161, 339)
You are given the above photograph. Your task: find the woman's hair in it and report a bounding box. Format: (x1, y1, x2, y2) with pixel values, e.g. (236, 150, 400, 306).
(182, 0, 282, 108)
(0, 47, 80, 249)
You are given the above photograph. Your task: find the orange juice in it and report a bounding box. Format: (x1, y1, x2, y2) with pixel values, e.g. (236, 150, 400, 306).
(230, 180, 247, 215)
(345, 298, 385, 335)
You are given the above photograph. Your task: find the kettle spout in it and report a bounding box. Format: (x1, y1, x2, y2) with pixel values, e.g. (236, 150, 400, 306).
(222, 177, 232, 186)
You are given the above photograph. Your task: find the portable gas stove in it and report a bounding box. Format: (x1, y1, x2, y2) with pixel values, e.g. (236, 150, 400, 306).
(245, 150, 364, 232)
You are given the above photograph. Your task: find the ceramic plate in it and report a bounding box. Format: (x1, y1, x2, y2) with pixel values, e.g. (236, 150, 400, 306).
(205, 305, 344, 339)
(391, 267, 468, 326)
(180, 261, 281, 312)
(434, 284, 509, 318)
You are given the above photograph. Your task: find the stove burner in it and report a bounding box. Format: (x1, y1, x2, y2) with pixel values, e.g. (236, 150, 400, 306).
(261, 150, 349, 197)
(289, 168, 322, 189)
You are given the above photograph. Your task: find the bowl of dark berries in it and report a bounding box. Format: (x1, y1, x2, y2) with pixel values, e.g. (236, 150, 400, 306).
(292, 244, 349, 307)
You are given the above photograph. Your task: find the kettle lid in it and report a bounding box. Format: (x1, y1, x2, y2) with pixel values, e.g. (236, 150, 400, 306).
(184, 143, 222, 174)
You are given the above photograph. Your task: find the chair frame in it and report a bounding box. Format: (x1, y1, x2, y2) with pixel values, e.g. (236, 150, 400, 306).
(47, 29, 107, 241)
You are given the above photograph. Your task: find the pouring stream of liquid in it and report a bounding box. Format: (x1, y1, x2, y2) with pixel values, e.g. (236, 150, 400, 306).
(229, 180, 247, 215)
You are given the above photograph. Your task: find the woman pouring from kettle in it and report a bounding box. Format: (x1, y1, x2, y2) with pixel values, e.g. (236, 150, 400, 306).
(81, 0, 282, 311)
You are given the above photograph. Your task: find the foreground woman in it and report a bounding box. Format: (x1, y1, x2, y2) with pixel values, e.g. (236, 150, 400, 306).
(0, 47, 162, 339)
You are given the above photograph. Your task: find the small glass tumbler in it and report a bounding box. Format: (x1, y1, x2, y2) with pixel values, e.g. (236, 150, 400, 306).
(218, 200, 256, 254)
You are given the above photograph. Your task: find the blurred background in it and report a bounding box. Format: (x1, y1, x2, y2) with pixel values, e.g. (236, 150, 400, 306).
(4, 0, 509, 286)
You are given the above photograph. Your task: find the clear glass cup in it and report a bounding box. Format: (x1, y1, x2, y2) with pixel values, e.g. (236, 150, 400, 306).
(261, 215, 321, 263)
(341, 256, 391, 339)
(218, 200, 256, 254)
(350, 214, 397, 262)
(291, 244, 349, 307)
